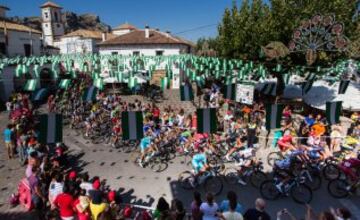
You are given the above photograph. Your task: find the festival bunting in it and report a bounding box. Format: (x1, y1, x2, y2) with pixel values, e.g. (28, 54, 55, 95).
(265, 104, 284, 130)
(197, 108, 217, 134)
(326, 101, 342, 125)
(121, 111, 143, 140)
(180, 84, 194, 101)
(38, 113, 63, 144)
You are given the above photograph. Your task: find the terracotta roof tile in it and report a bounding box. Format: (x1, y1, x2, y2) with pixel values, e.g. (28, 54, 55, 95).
(0, 20, 42, 34)
(63, 29, 116, 40)
(40, 1, 62, 9)
(99, 29, 193, 47)
(113, 23, 137, 31)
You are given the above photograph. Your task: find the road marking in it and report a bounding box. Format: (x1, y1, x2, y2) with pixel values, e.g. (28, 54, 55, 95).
(339, 199, 360, 219)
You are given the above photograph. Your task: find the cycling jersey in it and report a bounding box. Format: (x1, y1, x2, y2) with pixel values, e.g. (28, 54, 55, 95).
(140, 137, 152, 152)
(192, 153, 207, 173)
(277, 135, 293, 151)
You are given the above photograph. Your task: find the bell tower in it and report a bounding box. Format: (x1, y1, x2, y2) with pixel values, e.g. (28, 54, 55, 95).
(40, 1, 64, 46)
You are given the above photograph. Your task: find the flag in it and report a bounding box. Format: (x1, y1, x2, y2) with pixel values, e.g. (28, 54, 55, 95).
(24, 79, 37, 91)
(161, 77, 170, 91)
(261, 83, 276, 96)
(180, 84, 194, 101)
(32, 88, 48, 101)
(265, 104, 284, 130)
(197, 108, 217, 134)
(38, 113, 63, 144)
(338, 80, 349, 94)
(128, 77, 137, 89)
(116, 72, 123, 83)
(93, 78, 104, 90)
(59, 79, 71, 89)
(302, 80, 314, 95)
(222, 83, 236, 100)
(82, 86, 98, 102)
(121, 111, 143, 140)
(326, 101, 342, 125)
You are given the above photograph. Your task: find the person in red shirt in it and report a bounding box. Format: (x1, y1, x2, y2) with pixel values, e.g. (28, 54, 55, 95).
(53, 184, 75, 220)
(73, 189, 91, 220)
(152, 104, 160, 125)
(277, 130, 296, 152)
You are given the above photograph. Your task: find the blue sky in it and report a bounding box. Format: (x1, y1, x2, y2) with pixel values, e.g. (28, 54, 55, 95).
(3, 0, 237, 42)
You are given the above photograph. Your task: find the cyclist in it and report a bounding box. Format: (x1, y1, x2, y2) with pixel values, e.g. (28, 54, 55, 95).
(277, 130, 297, 153)
(139, 134, 156, 168)
(338, 154, 360, 191)
(191, 147, 209, 179)
(111, 122, 121, 148)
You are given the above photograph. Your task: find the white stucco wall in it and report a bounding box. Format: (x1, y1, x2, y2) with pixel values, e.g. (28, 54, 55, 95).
(0, 30, 42, 57)
(55, 36, 98, 54)
(99, 44, 189, 56)
(41, 7, 64, 46)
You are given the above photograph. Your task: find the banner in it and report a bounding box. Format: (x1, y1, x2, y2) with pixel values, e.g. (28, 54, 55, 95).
(236, 83, 254, 104)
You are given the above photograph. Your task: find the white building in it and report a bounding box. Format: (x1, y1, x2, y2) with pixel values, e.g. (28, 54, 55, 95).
(54, 29, 115, 54)
(0, 6, 42, 57)
(41, 1, 64, 46)
(99, 26, 193, 56)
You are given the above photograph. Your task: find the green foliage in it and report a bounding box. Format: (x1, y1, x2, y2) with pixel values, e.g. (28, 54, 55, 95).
(217, 0, 360, 64)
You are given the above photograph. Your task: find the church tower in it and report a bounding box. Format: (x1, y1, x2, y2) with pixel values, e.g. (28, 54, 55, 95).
(40, 1, 64, 46)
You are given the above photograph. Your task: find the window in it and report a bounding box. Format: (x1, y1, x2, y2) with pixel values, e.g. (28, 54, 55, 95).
(54, 12, 58, 22)
(45, 24, 48, 27)
(111, 52, 118, 55)
(57, 24, 61, 28)
(133, 51, 140, 56)
(156, 50, 164, 56)
(44, 12, 48, 19)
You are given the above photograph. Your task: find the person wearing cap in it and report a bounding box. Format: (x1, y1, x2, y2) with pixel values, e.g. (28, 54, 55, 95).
(53, 183, 75, 220)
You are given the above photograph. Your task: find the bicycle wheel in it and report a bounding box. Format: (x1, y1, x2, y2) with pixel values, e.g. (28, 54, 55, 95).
(304, 170, 322, 191)
(150, 159, 168, 173)
(204, 176, 223, 196)
(178, 171, 194, 190)
(250, 171, 268, 188)
(130, 151, 141, 164)
(260, 180, 281, 201)
(223, 167, 239, 185)
(327, 179, 349, 198)
(290, 184, 312, 204)
(323, 164, 340, 180)
(267, 152, 284, 167)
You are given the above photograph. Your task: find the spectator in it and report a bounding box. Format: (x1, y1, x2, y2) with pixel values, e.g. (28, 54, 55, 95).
(89, 179, 107, 220)
(243, 198, 270, 220)
(330, 207, 352, 220)
(80, 173, 94, 196)
(171, 199, 186, 220)
(276, 209, 296, 220)
(48, 171, 64, 207)
(153, 197, 170, 219)
(191, 191, 203, 220)
(200, 193, 219, 220)
(3, 124, 14, 159)
(73, 189, 91, 220)
(220, 191, 244, 214)
(53, 183, 75, 220)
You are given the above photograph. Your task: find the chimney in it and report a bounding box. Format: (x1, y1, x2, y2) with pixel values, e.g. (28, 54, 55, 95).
(165, 31, 171, 38)
(145, 25, 150, 38)
(102, 32, 107, 42)
(0, 6, 9, 18)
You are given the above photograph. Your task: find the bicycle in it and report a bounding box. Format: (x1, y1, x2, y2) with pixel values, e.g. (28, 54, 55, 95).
(260, 176, 313, 204)
(223, 159, 267, 188)
(328, 178, 360, 198)
(178, 165, 224, 196)
(130, 150, 168, 173)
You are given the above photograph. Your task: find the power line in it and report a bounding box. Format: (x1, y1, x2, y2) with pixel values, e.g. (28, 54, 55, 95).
(174, 23, 218, 35)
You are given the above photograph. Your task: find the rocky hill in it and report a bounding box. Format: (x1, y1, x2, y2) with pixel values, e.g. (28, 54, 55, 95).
(9, 11, 111, 33)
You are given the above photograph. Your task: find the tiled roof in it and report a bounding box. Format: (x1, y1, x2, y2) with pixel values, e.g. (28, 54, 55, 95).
(40, 1, 62, 9)
(113, 23, 137, 31)
(99, 29, 193, 47)
(0, 20, 42, 34)
(62, 29, 116, 40)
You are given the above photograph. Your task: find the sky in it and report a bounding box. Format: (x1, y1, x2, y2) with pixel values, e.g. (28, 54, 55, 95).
(3, 0, 236, 42)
